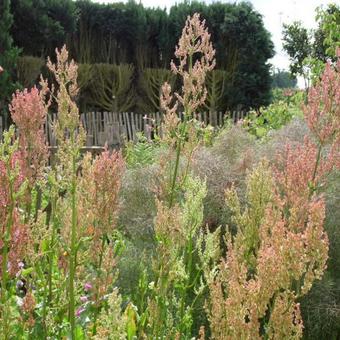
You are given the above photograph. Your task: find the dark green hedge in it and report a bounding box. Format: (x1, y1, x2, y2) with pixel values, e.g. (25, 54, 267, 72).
(10, 0, 275, 110)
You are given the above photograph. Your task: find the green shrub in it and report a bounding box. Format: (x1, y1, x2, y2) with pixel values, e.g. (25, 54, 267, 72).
(245, 90, 304, 138)
(124, 133, 160, 169)
(16, 56, 44, 88)
(77, 63, 135, 112)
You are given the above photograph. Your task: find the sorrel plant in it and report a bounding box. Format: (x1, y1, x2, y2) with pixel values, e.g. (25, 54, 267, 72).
(0, 13, 338, 340)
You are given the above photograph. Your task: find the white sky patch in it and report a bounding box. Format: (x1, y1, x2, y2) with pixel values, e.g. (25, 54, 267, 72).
(93, 0, 335, 87)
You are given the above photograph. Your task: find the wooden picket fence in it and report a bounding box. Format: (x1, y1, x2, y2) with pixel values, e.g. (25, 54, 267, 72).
(1, 111, 247, 148)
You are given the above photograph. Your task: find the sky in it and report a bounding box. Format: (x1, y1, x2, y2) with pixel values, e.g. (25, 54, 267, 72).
(93, 0, 335, 86)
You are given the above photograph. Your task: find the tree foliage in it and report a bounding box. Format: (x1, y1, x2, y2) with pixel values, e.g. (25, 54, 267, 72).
(10, 0, 77, 58)
(271, 68, 297, 89)
(10, 0, 275, 111)
(282, 3, 340, 86)
(282, 21, 312, 83)
(0, 0, 20, 120)
(315, 3, 340, 59)
(80, 63, 136, 112)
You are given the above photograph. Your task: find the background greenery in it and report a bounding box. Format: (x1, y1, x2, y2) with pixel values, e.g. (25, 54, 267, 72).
(8, 0, 276, 112)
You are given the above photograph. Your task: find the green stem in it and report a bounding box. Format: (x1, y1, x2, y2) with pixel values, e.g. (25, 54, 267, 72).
(41, 259, 49, 335)
(25, 198, 32, 224)
(68, 144, 78, 339)
(179, 231, 193, 336)
(92, 236, 106, 336)
(189, 270, 204, 309)
(1, 163, 15, 339)
(41, 193, 58, 334)
(169, 138, 182, 207)
(180, 145, 194, 189)
(311, 144, 322, 189)
(48, 195, 57, 303)
(168, 53, 193, 208)
(34, 185, 42, 223)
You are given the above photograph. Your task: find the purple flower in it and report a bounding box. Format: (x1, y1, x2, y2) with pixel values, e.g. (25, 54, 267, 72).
(76, 307, 85, 317)
(84, 282, 92, 291)
(16, 280, 24, 289)
(80, 296, 88, 303)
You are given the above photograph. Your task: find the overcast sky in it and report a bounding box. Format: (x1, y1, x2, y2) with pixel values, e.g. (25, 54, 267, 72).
(92, 0, 334, 85)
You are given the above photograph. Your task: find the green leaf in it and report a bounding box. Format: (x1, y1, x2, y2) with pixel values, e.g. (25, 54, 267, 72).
(125, 303, 137, 340)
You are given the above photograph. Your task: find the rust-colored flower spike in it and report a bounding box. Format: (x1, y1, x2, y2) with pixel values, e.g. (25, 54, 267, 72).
(21, 290, 36, 328)
(9, 84, 50, 193)
(161, 13, 216, 117)
(79, 146, 124, 271)
(209, 160, 328, 339)
(160, 82, 180, 141)
(86, 147, 125, 235)
(47, 45, 81, 137)
(274, 136, 338, 225)
(47, 45, 78, 98)
(304, 49, 340, 145)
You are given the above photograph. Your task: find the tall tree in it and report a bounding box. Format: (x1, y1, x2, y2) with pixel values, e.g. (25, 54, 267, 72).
(10, 0, 77, 58)
(0, 0, 20, 124)
(282, 21, 312, 89)
(282, 4, 339, 88)
(220, 2, 274, 109)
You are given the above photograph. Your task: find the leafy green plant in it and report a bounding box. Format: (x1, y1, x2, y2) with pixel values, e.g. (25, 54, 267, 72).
(316, 3, 340, 57)
(244, 90, 304, 138)
(124, 133, 159, 168)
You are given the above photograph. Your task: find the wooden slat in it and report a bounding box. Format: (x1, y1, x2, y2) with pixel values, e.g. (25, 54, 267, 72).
(1, 110, 246, 149)
(124, 112, 132, 141)
(139, 114, 142, 133)
(155, 112, 162, 138)
(130, 112, 136, 142)
(204, 111, 208, 126)
(0, 116, 3, 141)
(118, 112, 124, 141)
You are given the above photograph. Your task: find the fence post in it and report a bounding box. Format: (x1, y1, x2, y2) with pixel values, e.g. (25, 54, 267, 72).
(0, 115, 2, 141)
(131, 112, 136, 142)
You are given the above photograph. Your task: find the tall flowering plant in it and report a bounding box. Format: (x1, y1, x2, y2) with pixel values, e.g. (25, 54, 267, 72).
(42, 46, 126, 338)
(79, 148, 125, 335)
(134, 14, 218, 339)
(0, 73, 50, 338)
(0, 45, 127, 339)
(206, 48, 339, 339)
(0, 127, 30, 338)
(9, 82, 50, 219)
(207, 161, 329, 339)
(160, 13, 215, 206)
(46, 46, 85, 338)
